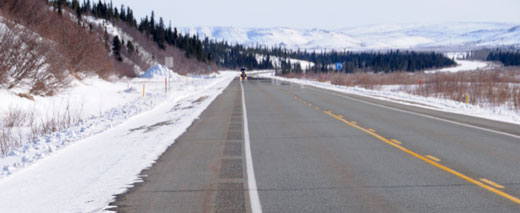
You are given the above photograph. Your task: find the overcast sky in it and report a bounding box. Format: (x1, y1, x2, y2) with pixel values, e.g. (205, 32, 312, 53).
(109, 0, 520, 29)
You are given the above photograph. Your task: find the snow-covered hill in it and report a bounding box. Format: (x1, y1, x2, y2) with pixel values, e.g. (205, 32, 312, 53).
(184, 22, 520, 51)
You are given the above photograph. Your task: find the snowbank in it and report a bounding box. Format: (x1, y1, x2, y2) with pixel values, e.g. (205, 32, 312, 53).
(0, 71, 233, 177)
(139, 64, 182, 79)
(0, 71, 237, 212)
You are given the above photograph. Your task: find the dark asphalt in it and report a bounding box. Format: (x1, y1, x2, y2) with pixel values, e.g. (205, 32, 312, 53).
(112, 77, 520, 212)
(111, 80, 249, 213)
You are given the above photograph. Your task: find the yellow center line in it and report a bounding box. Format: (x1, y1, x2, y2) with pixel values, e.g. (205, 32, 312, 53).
(308, 103, 312, 107)
(390, 139, 402, 144)
(282, 93, 520, 205)
(322, 110, 520, 205)
(426, 155, 441, 162)
(315, 106, 320, 110)
(481, 178, 505, 189)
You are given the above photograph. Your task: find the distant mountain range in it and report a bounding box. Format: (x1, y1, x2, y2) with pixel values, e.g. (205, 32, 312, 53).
(183, 22, 520, 51)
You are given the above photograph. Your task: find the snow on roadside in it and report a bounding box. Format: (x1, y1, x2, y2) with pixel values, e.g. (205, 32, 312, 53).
(1, 65, 177, 177)
(0, 70, 236, 212)
(257, 71, 520, 126)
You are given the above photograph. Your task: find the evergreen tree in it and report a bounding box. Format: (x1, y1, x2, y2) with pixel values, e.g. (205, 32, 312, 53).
(119, 5, 126, 20)
(112, 36, 123, 61)
(82, 0, 91, 14)
(126, 40, 135, 55)
(150, 11, 155, 33)
(487, 50, 520, 66)
(72, 0, 81, 20)
(56, 0, 64, 15)
(126, 6, 135, 26)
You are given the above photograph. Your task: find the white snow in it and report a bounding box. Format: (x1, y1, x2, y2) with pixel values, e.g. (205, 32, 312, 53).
(256, 71, 520, 126)
(255, 54, 314, 71)
(0, 69, 236, 212)
(417, 52, 494, 73)
(0, 75, 169, 173)
(282, 58, 314, 70)
(184, 22, 520, 50)
(139, 64, 182, 79)
(424, 59, 490, 73)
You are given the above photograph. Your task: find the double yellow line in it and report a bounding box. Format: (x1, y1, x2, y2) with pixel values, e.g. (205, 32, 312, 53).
(291, 94, 520, 205)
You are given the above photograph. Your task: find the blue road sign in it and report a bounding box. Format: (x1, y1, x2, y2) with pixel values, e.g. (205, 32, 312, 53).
(336, 63, 342, 70)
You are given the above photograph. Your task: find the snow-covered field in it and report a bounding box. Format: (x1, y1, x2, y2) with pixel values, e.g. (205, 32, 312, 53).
(424, 59, 491, 73)
(257, 71, 520, 126)
(255, 54, 315, 70)
(0, 65, 236, 212)
(423, 52, 494, 73)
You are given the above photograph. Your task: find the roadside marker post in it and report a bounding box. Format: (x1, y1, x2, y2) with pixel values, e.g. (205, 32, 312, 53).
(165, 56, 174, 93)
(143, 84, 145, 97)
(466, 94, 470, 104)
(419, 80, 422, 95)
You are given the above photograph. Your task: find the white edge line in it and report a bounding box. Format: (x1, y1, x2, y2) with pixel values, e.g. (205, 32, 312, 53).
(241, 80, 263, 213)
(267, 77, 520, 140)
(311, 87, 520, 140)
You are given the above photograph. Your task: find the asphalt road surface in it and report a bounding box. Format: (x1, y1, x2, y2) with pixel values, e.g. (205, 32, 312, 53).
(112, 76, 520, 212)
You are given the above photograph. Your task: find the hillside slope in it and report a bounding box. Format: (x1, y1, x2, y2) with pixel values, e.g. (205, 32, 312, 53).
(0, 0, 216, 97)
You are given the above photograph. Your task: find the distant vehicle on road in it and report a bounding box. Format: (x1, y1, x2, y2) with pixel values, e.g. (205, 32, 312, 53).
(240, 67, 247, 80)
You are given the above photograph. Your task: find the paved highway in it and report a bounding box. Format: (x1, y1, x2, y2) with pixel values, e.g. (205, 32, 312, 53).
(112, 76, 520, 212)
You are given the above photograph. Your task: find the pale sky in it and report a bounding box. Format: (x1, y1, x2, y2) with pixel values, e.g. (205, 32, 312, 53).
(109, 0, 520, 29)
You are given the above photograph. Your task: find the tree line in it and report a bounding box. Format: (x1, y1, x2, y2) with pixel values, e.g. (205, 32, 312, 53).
(51, 0, 207, 61)
(202, 39, 274, 70)
(487, 50, 520, 66)
(49, 0, 457, 74)
(201, 40, 456, 74)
